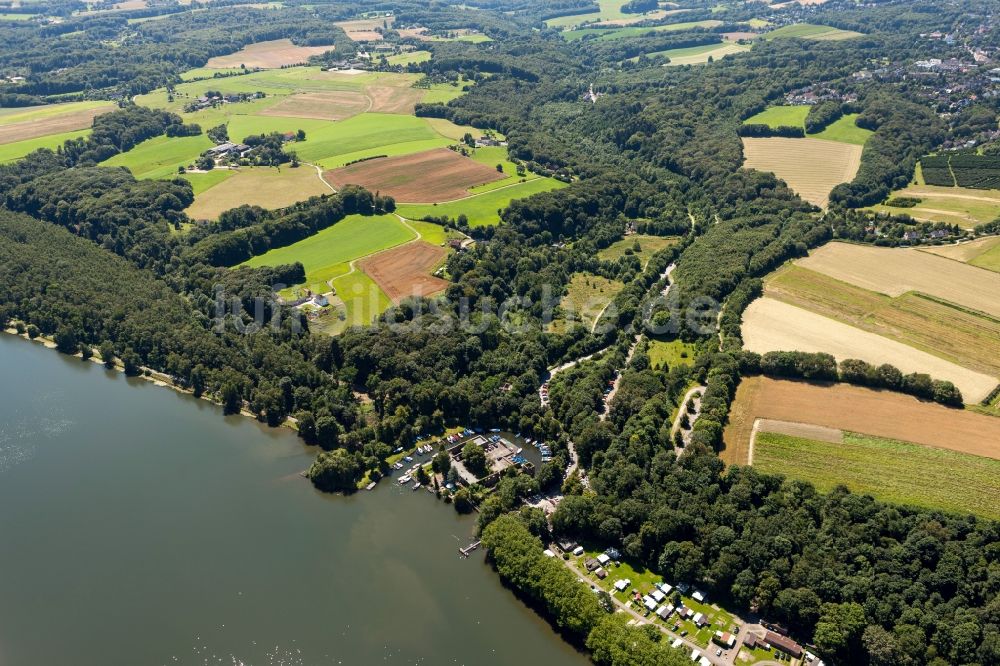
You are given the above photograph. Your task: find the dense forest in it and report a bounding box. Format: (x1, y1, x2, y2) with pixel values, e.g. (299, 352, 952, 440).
(0, 0, 998, 664)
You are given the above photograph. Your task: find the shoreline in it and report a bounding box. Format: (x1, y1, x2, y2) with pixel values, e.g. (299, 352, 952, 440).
(1, 327, 290, 428)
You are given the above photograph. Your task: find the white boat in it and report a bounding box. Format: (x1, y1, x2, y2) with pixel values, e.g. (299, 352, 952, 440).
(398, 474, 412, 484)
(412, 482, 421, 491)
(393, 462, 404, 470)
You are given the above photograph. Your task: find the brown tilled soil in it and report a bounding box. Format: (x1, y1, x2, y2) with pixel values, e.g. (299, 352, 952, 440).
(358, 241, 450, 304)
(205, 39, 336, 69)
(0, 104, 115, 145)
(722, 376, 1000, 465)
(756, 419, 842, 443)
(324, 148, 505, 202)
(259, 91, 370, 121)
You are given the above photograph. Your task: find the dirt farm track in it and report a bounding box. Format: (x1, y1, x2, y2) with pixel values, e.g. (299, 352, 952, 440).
(358, 241, 450, 304)
(722, 376, 1000, 466)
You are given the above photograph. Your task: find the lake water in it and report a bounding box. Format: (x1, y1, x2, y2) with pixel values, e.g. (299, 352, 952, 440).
(0, 334, 588, 666)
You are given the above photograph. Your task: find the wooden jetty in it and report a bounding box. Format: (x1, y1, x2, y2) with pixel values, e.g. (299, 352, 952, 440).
(459, 540, 482, 558)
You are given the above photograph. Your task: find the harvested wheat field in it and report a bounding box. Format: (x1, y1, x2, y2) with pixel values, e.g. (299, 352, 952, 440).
(186, 167, 330, 220)
(335, 17, 393, 41)
(358, 241, 449, 304)
(722, 376, 1000, 465)
(367, 84, 424, 114)
(259, 91, 370, 121)
(756, 419, 842, 443)
(921, 236, 1000, 264)
(205, 39, 336, 69)
(0, 103, 114, 145)
(741, 137, 862, 207)
(324, 148, 505, 202)
(796, 242, 1000, 318)
(764, 264, 1000, 379)
(742, 297, 997, 402)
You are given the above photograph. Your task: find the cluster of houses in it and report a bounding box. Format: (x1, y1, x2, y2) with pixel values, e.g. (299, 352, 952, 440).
(185, 90, 265, 112)
(783, 86, 857, 106)
(204, 142, 251, 160)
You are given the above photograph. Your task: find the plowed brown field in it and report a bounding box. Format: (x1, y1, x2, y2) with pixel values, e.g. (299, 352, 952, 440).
(722, 376, 1000, 465)
(358, 241, 449, 304)
(324, 148, 504, 202)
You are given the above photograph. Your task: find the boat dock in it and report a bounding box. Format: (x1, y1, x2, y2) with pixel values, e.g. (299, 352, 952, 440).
(459, 540, 481, 558)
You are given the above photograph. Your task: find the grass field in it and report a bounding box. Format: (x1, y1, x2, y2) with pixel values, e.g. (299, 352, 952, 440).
(244, 214, 415, 328)
(754, 431, 1000, 519)
(597, 234, 678, 266)
(185, 166, 330, 220)
(765, 264, 1000, 379)
(722, 376, 1000, 467)
(550, 273, 625, 332)
(0, 128, 90, 163)
(796, 242, 1000, 318)
(180, 169, 235, 195)
(743, 107, 872, 145)
(544, 0, 642, 29)
(869, 184, 1000, 228)
(741, 137, 862, 207)
(652, 42, 749, 65)
(102, 134, 213, 179)
(646, 338, 696, 371)
(386, 50, 432, 66)
(396, 177, 567, 227)
(563, 20, 723, 41)
(293, 113, 453, 168)
(744, 105, 808, 128)
(765, 23, 863, 40)
(920, 236, 1000, 266)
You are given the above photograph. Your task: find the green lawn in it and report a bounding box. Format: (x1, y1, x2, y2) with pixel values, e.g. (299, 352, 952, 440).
(0, 129, 90, 163)
(811, 114, 873, 145)
(743, 107, 871, 145)
(597, 234, 678, 266)
(970, 242, 1000, 272)
(294, 113, 450, 168)
(754, 431, 1000, 520)
(179, 66, 247, 81)
(421, 75, 475, 105)
(649, 42, 750, 65)
(744, 105, 809, 128)
(765, 23, 863, 40)
(244, 213, 415, 329)
(101, 134, 213, 179)
(563, 20, 722, 41)
(646, 338, 696, 371)
(0, 100, 112, 125)
(0, 12, 32, 20)
(180, 169, 236, 194)
(396, 177, 567, 227)
(386, 50, 432, 66)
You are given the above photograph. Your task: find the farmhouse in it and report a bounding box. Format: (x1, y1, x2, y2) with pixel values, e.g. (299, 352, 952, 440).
(765, 631, 803, 658)
(584, 557, 601, 571)
(613, 579, 631, 592)
(713, 632, 736, 649)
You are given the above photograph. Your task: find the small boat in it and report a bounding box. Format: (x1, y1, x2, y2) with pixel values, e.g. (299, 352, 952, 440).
(412, 482, 421, 491)
(489, 428, 500, 433)
(398, 474, 412, 484)
(393, 462, 404, 470)
(365, 481, 377, 491)
(404, 456, 414, 462)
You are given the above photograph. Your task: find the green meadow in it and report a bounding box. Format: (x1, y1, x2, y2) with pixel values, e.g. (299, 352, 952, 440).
(386, 50, 432, 66)
(180, 169, 236, 194)
(765, 23, 863, 40)
(102, 134, 214, 179)
(563, 20, 722, 41)
(744, 106, 872, 145)
(0, 100, 112, 125)
(397, 177, 567, 227)
(754, 431, 1000, 520)
(0, 129, 90, 163)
